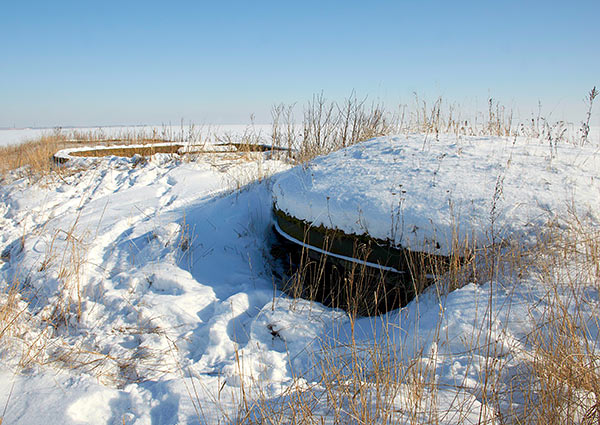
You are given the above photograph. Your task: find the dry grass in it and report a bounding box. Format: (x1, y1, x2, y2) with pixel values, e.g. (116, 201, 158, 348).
(506, 215, 600, 425)
(0, 133, 73, 177)
(0, 278, 28, 351)
(271, 91, 598, 164)
(2, 89, 596, 178)
(0, 127, 291, 185)
(271, 92, 395, 163)
(0, 127, 181, 180)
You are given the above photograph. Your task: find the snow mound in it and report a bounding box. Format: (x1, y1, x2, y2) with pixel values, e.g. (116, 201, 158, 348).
(273, 135, 600, 255)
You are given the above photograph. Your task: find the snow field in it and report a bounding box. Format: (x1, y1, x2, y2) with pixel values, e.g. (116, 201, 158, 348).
(0, 135, 599, 424)
(0, 152, 293, 423)
(0, 124, 275, 148)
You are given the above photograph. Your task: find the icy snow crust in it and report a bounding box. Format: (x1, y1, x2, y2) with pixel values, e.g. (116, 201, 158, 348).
(274, 135, 600, 255)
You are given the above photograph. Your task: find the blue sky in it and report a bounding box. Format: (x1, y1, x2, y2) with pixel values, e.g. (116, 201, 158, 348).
(1, 0, 598, 127)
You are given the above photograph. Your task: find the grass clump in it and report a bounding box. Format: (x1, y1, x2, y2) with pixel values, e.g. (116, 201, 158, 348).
(0, 133, 72, 178)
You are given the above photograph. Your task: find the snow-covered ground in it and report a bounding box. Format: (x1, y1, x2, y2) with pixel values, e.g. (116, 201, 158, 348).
(1, 134, 599, 424)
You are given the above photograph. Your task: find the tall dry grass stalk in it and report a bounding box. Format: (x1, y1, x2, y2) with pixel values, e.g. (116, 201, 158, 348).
(0, 278, 28, 350)
(271, 90, 598, 164)
(272, 92, 394, 163)
(505, 213, 600, 425)
(581, 86, 598, 145)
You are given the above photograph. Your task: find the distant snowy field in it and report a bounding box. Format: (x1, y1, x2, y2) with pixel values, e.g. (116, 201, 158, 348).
(1, 133, 599, 424)
(2, 124, 598, 148)
(0, 124, 275, 147)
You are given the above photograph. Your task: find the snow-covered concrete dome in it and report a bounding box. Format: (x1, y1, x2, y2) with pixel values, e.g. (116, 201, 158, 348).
(273, 135, 600, 257)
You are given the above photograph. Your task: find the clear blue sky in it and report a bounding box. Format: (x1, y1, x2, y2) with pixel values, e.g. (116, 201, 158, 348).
(1, 0, 598, 127)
